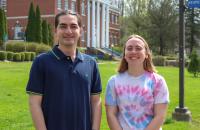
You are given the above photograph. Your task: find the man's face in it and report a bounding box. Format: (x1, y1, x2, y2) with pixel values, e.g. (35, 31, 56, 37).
(56, 14, 81, 47)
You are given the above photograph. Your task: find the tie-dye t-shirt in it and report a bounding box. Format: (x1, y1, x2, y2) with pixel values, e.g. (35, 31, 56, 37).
(105, 71, 169, 130)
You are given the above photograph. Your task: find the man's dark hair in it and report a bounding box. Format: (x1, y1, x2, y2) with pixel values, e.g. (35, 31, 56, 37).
(55, 11, 82, 28)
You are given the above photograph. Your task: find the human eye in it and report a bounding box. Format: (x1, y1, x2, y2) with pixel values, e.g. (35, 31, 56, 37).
(59, 24, 67, 30)
(135, 46, 143, 51)
(126, 46, 133, 51)
(71, 24, 78, 29)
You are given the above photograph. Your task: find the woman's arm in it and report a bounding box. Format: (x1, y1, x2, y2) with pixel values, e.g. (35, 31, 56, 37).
(106, 105, 123, 130)
(145, 103, 168, 130)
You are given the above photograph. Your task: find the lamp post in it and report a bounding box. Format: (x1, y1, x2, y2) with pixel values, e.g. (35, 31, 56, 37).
(172, 0, 191, 122)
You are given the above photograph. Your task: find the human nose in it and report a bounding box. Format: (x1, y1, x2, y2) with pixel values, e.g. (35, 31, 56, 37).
(64, 27, 72, 33)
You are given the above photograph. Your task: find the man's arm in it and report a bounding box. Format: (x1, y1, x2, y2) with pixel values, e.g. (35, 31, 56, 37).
(106, 105, 123, 130)
(29, 95, 47, 130)
(91, 94, 102, 130)
(144, 103, 168, 130)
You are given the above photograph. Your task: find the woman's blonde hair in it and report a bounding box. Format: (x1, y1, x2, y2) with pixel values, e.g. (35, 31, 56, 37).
(118, 34, 157, 73)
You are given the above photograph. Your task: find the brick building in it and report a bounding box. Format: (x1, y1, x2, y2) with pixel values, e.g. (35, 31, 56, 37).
(4, 0, 121, 48)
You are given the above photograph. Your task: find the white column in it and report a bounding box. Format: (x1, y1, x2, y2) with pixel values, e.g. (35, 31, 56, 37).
(87, 0, 91, 47)
(92, 0, 96, 47)
(105, 5, 110, 48)
(101, 3, 105, 48)
(96, 2, 100, 48)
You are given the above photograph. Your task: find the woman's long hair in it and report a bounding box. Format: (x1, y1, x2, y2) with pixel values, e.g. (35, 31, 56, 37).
(118, 34, 157, 73)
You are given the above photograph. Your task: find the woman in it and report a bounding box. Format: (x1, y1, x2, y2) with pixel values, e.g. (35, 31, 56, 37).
(105, 34, 169, 130)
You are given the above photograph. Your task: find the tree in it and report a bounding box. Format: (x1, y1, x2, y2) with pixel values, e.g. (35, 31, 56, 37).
(185, 8, 200, 55)
(188, 50, 200, 77)
(147, 0, 178, 55)
(0, 8, 5, 48)
(25, 2, 36, 42)
(42, 20, 49, 45)
(35, 5, 42, 43)
(48, 24, 54, 46)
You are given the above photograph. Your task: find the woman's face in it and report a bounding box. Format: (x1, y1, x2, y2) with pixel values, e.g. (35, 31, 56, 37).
(124, 37, 147, 66)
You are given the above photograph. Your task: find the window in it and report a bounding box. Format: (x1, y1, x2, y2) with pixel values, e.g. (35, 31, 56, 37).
(64, 0, 68, 11)
(71, 1, 76, 13)
(0, 0, 7, 11)
(57, 0, 62, 9)
(81, 0, 85, 15)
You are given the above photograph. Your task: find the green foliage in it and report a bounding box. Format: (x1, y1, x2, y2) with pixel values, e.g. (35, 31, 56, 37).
(188, 50, 200, 77)
(35, 5, 42, 43)
(185, 8, 200, 54)
(35, 44, 51, 54)
(48, 24, 54, 46)
(0, 8, 5, 48)
(13, 53, 21, 61)
(30, 52, 36, 61)
(42, 20, 49, 45)
(24, 52, 32, 61)
(26, 42, 38, 52)
(102, 53, 112, 60)
(152, 55, 166, 66)
(6, 51, 14, 61)
(20, 52, 25, 61)
(25, 2, 36, 42)
(0, 51, 7, 60)
(6, 42, 26, 52)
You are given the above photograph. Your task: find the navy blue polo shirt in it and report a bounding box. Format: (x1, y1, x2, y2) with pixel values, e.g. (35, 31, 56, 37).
(26, 45, 102, 130)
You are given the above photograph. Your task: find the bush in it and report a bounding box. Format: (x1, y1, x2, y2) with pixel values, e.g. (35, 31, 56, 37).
(102, 53, 112, 60)
(26, 42, 38, 52)
(0, 51, 7, 61)
(188, 50, 200, 77)
(13, 53, 21, 61)
(20, 52, 25, 61)
(30, 52, 36, 61)
(7, 51, 14, 61)
(36, 44, 51, 54)
(6, 42, 26, 52)
(24, 52, 32, 61)
(152, 55, 166, 66)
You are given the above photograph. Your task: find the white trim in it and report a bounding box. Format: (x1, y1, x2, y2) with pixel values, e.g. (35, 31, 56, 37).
(87, 1, 91, 47)
(92, 0, 96, 47)
(7, 14, 55, 20)
(101, 4, 105, 48)
(96, 2, 100, 48)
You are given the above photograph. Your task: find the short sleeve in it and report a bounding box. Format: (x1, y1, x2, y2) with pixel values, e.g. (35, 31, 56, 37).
(153, 76, 169, 104)
(26, 56, 45, 95)
(91, 61, 102, 95)
(105, 77, 117, 106)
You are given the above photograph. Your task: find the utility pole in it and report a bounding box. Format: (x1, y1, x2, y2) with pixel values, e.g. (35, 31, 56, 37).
(172, 0, 192, 122)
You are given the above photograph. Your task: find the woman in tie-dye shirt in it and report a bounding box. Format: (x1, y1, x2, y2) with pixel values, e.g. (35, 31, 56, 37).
(105, 35, 169, 130)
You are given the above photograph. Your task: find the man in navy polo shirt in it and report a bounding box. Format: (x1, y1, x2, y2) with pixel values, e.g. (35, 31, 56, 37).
(26, 11, 102, 130)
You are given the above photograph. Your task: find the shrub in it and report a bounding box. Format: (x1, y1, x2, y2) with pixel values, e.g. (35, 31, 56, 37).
(30, 52, 36, 61)
(13, 42, 26, 52)
(102, 53, 112, 60)
(6, 42, 14, 52)
(6, 51, 14, 61)
(24, 52, 32, 61)
(13, 53, 21, 61)
(26, 42, 38, 52)
(20, 52, 25, 61)
(36, 44, 51, 54)
(188, 50, 200, 77)
(152, 56, 166, 66)
(0, 51, 7, 61)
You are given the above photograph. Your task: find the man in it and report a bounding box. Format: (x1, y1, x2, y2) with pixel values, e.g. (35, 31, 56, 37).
(26, 11, 102, 130)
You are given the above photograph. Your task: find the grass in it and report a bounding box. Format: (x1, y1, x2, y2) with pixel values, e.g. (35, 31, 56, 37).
(0, 61, 200, 130)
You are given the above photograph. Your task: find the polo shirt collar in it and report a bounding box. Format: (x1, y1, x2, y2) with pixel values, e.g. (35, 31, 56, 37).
(52, 45, 84, 61)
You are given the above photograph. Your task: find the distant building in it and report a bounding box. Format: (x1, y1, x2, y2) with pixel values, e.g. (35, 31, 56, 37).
(5, 0, 122, 48)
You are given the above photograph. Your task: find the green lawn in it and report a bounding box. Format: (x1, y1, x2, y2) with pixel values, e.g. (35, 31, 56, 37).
(0, 61, 200, 130)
